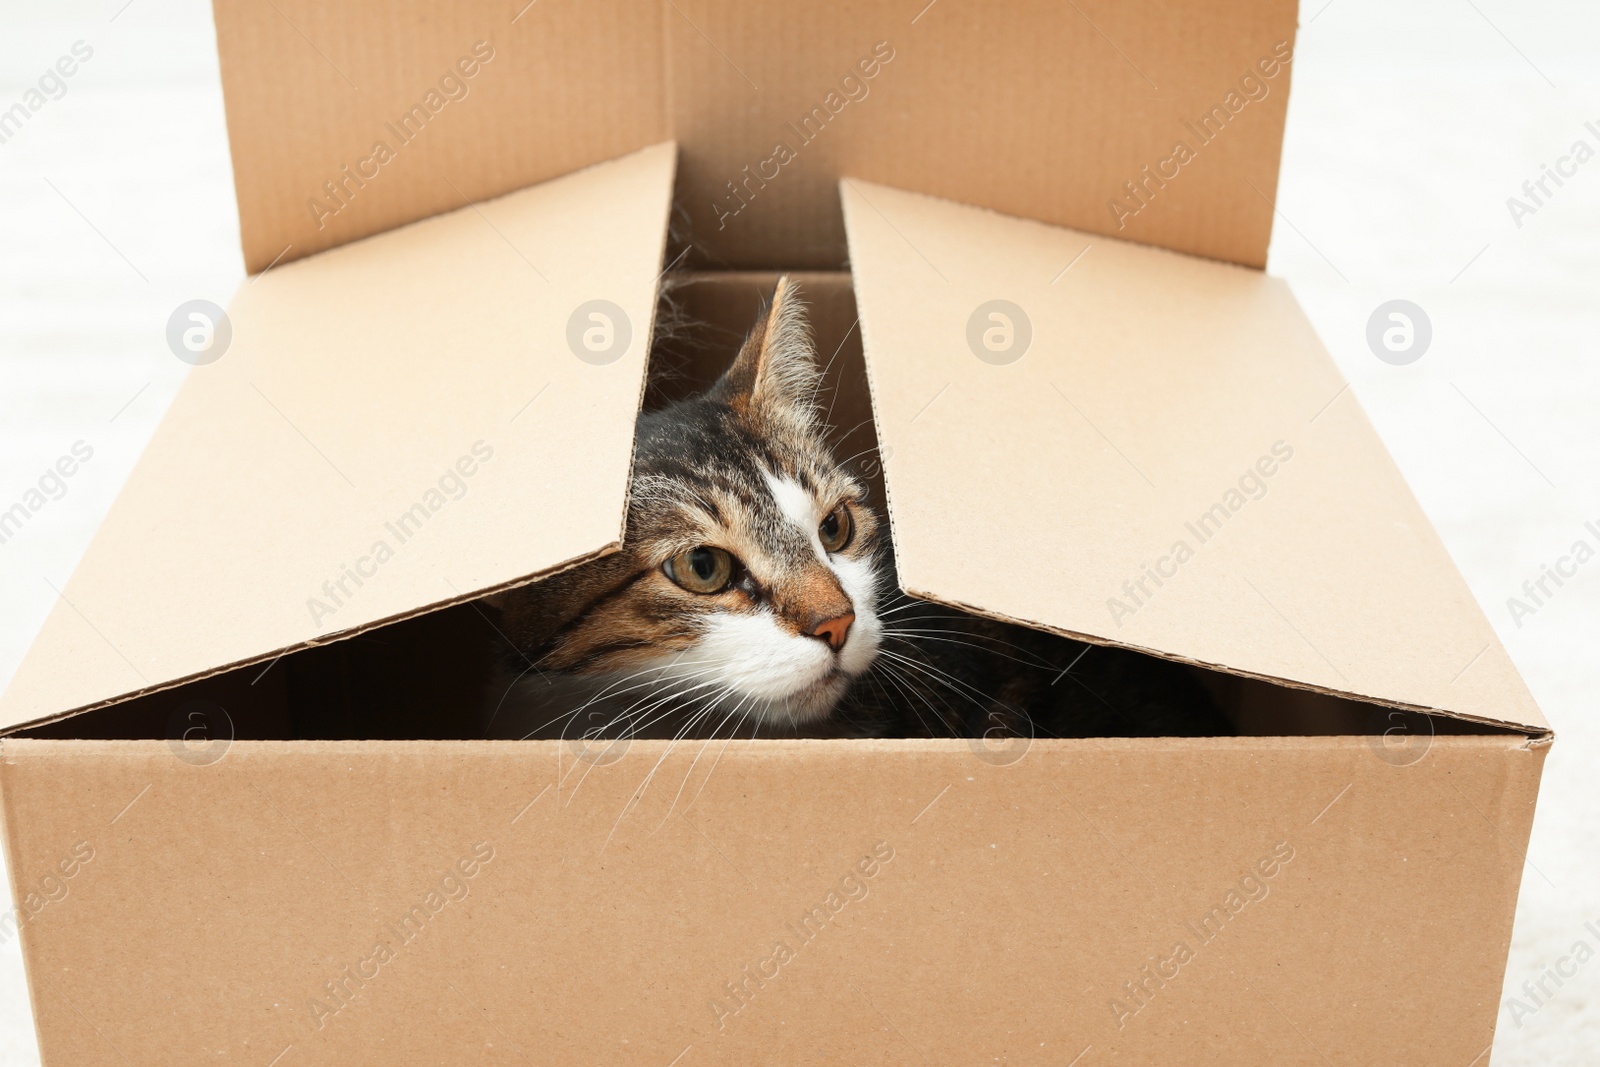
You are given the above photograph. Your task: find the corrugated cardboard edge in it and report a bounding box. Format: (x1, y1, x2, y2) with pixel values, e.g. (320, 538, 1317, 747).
(0, 731, 1550, 759)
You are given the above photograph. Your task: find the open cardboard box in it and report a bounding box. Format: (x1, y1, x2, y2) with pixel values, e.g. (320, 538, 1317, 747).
(0, 2, 1549, 1064)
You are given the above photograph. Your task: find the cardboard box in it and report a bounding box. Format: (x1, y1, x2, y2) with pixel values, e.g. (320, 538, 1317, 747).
(0, 2, 1548, 1064)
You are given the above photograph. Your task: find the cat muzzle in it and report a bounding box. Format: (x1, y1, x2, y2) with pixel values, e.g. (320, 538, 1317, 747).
(809, 611, 855, 652)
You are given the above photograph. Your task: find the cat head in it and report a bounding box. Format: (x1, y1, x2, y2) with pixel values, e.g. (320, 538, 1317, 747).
(497, 277, 885, 730)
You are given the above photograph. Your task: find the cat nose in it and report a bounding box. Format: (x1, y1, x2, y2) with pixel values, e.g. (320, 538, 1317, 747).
(809, 612, 855, 652)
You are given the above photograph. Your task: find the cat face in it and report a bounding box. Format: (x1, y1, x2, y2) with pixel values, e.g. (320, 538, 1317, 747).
(495, 278, 885, 731)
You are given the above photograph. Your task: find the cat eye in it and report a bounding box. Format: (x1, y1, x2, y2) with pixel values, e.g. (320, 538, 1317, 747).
(664, 546, 735, 594)
(818, 504, 853, 553)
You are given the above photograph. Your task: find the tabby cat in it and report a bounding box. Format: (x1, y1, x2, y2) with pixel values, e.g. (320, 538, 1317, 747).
(485, 278, 1227, 743)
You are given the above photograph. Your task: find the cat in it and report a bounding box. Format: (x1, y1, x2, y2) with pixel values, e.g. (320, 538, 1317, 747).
(483, 277, 1228, 744)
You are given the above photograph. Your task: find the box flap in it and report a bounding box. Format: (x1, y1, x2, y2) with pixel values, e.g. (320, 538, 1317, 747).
(0, 143, 676, 734)
(213, 0, 1296, 272)
(841, 179, 1548, 736)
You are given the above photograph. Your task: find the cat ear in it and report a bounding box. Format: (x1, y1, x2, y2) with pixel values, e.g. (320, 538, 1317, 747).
(717, 275, 820, 423)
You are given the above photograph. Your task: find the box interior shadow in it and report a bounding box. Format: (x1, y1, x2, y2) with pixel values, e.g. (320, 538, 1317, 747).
(18, 272, 1511, 746)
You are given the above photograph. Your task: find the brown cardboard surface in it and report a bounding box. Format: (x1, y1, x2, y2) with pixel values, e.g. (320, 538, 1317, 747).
(213, 0, 669, 273)
(213, 0, 1296, 272)
(0, 734, 1543, 1065)
(841, 179, 1547, 736)
(0, 143, 677, 735)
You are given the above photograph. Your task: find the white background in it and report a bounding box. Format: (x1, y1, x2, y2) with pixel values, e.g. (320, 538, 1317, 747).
(1, 0, 1597, 1062)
